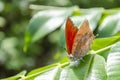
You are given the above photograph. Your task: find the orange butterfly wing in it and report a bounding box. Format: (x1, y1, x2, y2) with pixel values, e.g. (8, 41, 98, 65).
(71, 19, 94, 60)
(65, 18, 78, 54)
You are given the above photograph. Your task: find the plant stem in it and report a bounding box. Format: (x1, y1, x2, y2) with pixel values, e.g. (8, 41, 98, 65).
(22, 62, 69, 80)
(93, 44, 114, 54)
(60, 62, 70, 68)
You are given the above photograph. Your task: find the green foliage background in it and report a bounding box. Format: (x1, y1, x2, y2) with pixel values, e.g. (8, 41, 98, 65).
(0, 0, 120, 80)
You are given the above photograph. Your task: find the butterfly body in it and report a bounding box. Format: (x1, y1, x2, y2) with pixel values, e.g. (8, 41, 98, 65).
(65, 18, 94, 61)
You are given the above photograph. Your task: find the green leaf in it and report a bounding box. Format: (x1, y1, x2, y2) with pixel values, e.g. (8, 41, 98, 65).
(71, 8, 103, 31)
(82, 8, 103, 31)
(91, 36, 120, 58)
(24, 8, 74, 51)
(92, 36, 120, 51)
(114, 31, 120, 36)
(98, 12, 120, 37)
(86, 54, 107, 80)
(107, 41, 120, 80)
(27, 8, 73, 42)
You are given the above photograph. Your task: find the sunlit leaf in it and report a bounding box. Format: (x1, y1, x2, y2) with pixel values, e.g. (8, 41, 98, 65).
(26, 8, 73, 42)
(98, 12, 120, 37)
(86, 54, 106, 80)
(107, 42, 120, 80)
(35, 67, 61, 80)
(24, 8, 74, 51)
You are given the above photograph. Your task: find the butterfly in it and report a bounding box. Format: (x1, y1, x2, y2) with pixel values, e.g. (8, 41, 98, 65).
(65, 18, 94, 61)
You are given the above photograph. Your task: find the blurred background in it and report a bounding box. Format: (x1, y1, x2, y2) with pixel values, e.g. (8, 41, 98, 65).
(0, 0, 120, 78)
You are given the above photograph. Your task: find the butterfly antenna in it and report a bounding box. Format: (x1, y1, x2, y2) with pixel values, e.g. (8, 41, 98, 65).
(63, 47, 67, 53)
(59, 45, 67, 53)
